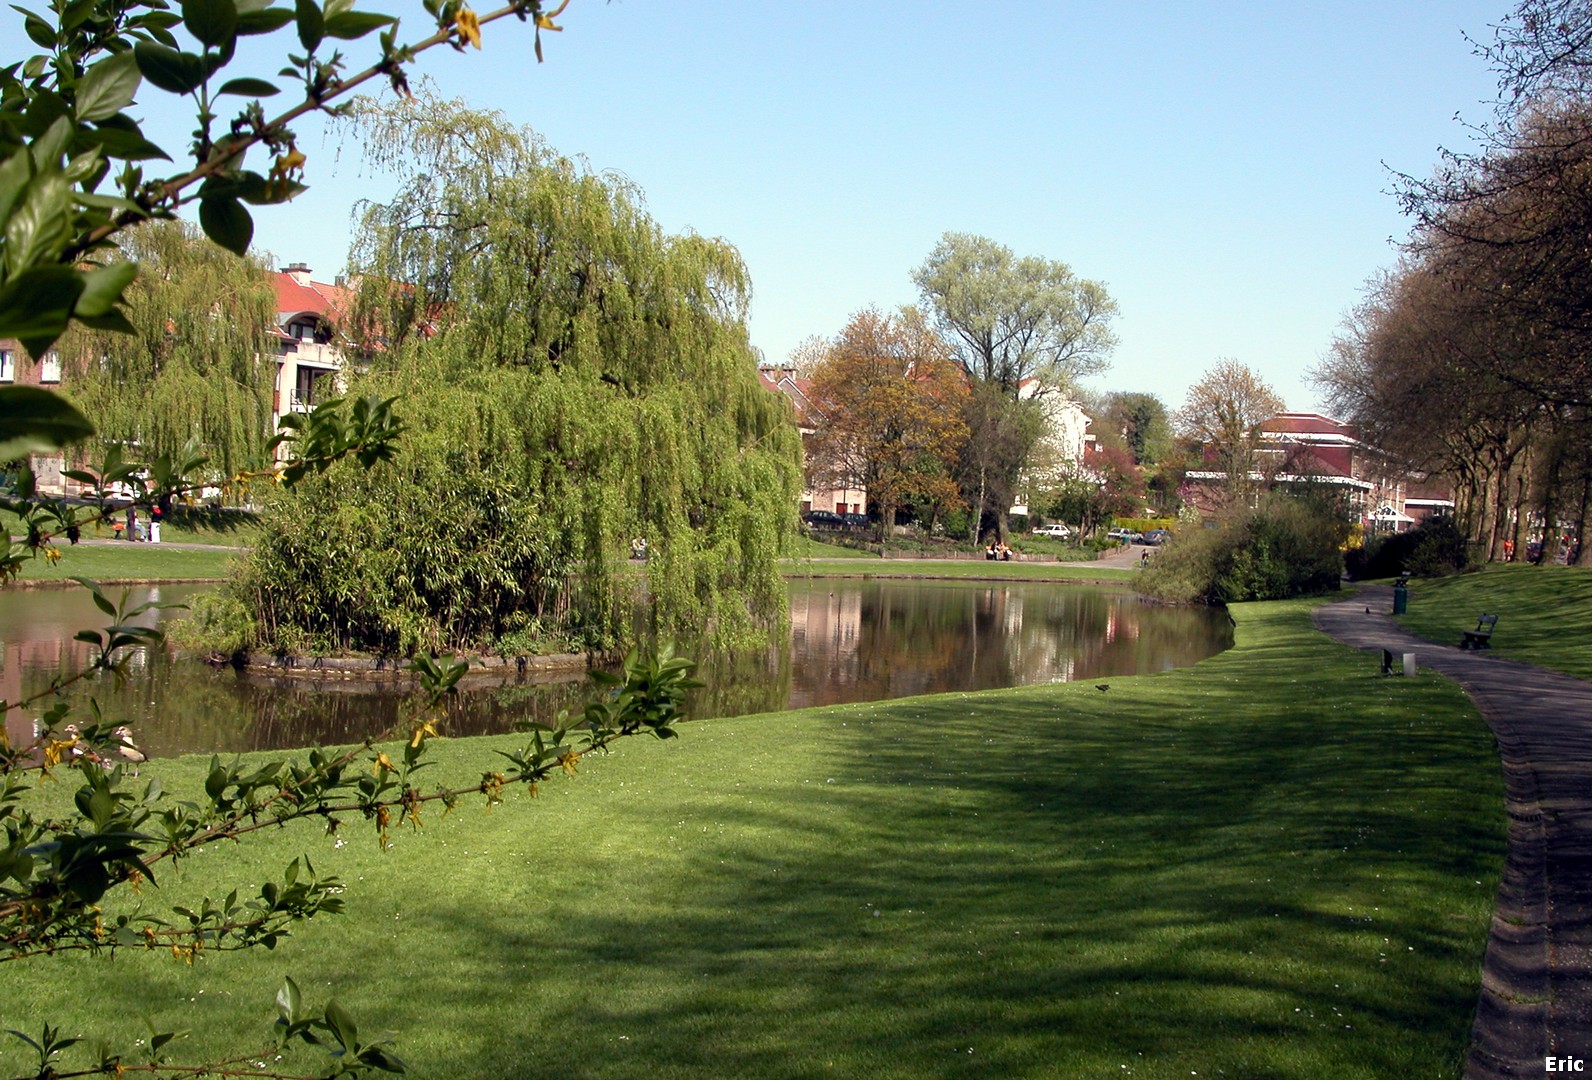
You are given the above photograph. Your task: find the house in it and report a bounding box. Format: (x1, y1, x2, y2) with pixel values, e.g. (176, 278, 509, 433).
(757, 366, 867, 518)
(1182, 412, 1454, 534)
(1010, 379, 1093, 517)
(271, 263, 355, 430)
(1, 261, 360, 494)
(0, 339, 70, 491)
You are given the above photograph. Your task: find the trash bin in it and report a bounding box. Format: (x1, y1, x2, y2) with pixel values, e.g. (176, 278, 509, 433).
(1392, 576, 1409, 616)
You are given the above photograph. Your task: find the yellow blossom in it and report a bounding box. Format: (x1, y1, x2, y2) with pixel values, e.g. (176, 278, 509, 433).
(44, 738, 76, 769)
(270, 147, 306, 181)
(41, 546, 60, 563)
(410, 719, 439, 749)
(559, 750, 580, 777)
(536, 0, 569, 29)
(454, 6, 482, 48)
(373, 751, 395, 774)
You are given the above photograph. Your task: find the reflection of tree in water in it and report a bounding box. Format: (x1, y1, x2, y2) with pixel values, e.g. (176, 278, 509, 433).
(3, 581, 1228, 757)
(785, 580, 1230, 708)
(688, 641, 794, 720)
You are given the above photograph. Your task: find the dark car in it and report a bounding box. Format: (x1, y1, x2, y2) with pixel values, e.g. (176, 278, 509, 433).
(840, 512, 869, 529)
(1142, 529, 1171, 546)
(802, 510, 845, 529)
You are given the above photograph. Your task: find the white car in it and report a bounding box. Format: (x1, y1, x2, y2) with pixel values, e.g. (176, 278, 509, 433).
(1032, 524, 1072, 539)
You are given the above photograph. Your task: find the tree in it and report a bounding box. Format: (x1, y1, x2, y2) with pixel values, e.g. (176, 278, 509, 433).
(804, 308, 969, 542)
(0, 0, 571, 364)
(1175, 360, 1286, 506)
(228, 94, 803, 657)
(0, 3, 732, 1076)
(912, 232, 1117, 540)
(1037, 445, 1144, 535)
(57, 220, 279, 483)
(1104, 391, 1173, 470)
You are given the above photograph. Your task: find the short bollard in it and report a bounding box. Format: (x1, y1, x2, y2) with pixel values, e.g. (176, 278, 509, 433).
(1403, 653, 1417, 677)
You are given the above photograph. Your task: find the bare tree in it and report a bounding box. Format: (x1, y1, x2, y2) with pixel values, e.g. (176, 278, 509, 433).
(1175, 360, 1286, 504)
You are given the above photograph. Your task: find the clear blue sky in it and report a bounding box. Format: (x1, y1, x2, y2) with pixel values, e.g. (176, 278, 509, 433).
(8, 1, 1511, 412)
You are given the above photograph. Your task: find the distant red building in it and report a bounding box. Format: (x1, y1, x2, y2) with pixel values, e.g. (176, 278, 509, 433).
(1183, 412, 1453, 534)
(757, 366, 867, 518)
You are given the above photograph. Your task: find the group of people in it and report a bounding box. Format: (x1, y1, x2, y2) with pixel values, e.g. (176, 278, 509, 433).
(984, 541, 1013, 562)
(113, 504, 161, 543)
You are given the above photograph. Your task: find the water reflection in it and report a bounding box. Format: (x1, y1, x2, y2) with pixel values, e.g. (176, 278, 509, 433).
(0, 579, 1230, 757)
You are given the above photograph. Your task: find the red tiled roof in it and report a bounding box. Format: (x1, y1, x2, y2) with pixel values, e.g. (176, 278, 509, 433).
(1262, 413, 1353, 437)
(274, 272, 352, 328)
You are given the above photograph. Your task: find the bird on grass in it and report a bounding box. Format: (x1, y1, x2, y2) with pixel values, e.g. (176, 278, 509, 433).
(1095, 684, 1110, 692)
(112, 726, 146, 774)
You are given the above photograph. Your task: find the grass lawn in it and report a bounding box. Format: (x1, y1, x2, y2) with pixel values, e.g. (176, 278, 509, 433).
(10, 542, 237, 583)
(791, 556, 1135, 583)
(788, 534, 879, 559)
(0, 598, 1504, 1078)
(1, 505, 258, 548)
(1395, 564, 1592, 680)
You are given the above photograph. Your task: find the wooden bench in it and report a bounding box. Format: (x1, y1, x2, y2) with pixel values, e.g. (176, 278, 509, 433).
(1460, 614, 1498, 650)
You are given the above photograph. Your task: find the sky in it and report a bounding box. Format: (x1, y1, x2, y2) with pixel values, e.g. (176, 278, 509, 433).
(7, 1, 1513, 412)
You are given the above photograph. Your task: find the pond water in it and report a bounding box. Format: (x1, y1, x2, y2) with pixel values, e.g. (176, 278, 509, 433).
(0, 578, 1231, 758)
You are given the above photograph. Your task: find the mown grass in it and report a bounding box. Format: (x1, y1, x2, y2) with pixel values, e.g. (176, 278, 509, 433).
(0, 599, 1504, 1079)
(791, 557, 1135, 583)
(788, 534, 879, 559)
(10, 542, 238, 583)
(1396, 564, 1592, 680)
(1, 506, 257, 548)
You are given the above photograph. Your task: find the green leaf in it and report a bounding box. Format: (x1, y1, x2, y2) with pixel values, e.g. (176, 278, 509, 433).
(198, 195, 252, 255)
(75, 308, 138, 335)
(216, 76, 279, 96)
(0, 267, 82, 360)
(293, 0, 322, 51)
(181, 0, 238, 48)
(73, 260, 138, 319)
(276, 976, 303, 1025)
(133, 43, 206, 95)
(75, 51, 141, 123)
(4, 169, 71, 286)
(322, 9, 394, 39)
(323, 999, 357, 1048)
(235, 5, 293, 34)
(81, 114, 173, 163)
(20, 11, 53, 48)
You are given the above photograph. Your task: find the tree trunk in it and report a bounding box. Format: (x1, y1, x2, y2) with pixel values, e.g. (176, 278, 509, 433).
(970, 467, 986, 545)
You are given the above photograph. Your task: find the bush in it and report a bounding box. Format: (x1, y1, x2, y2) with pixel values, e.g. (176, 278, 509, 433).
(1345, 517, 1475, 580)
(1140, 493, 1349, 604)
(167, 591, 258, 656)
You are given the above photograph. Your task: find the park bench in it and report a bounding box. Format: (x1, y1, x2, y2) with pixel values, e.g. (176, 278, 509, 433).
(1460, 614, 1499, 650)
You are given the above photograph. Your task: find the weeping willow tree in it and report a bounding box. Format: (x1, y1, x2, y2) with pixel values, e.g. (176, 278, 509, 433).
(58, 220, 279, 480)
(230, 94, 803, 656)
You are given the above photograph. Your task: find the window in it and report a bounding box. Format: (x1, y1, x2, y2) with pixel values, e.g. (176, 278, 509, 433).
(39, 352, 60, 383)
(0, 349, 12, 382)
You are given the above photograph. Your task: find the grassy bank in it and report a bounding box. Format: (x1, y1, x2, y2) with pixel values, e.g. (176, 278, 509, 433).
(10, 542, 237, 583)
(791, 557, 1135, 583)
(1395, 564, 1592, 680)
(0, 598, 1504, 1078)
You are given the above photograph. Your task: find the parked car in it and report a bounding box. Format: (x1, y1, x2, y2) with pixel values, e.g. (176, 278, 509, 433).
(840, 512, 870, 529)
(1141, 529, 1171, 546)
(802, 510, 844, 529)
(1031, 523, 1072, 539)
(1107, 528, 1143, 544)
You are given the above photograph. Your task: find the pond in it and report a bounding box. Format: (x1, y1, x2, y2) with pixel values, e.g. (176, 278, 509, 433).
(0, 578, 1231, 758)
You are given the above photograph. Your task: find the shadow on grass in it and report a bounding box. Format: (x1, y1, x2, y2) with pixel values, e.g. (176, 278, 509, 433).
(0, 603, 1503, 1079)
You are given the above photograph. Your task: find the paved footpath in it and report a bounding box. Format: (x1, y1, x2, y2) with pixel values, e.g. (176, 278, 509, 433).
(1314, 587, 1592, 1078)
